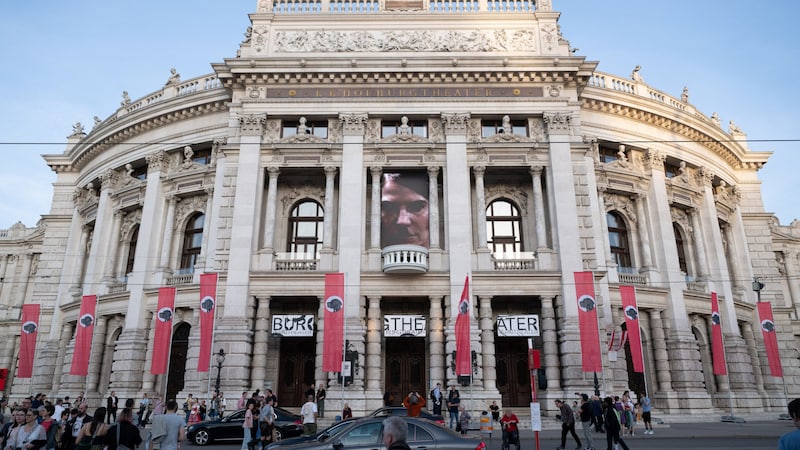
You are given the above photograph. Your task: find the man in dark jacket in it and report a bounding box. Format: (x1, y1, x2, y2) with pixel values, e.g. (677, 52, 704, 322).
(555, 399, 581, 450)
(603, 397, 630, 450)
(382, 417, 411, 450)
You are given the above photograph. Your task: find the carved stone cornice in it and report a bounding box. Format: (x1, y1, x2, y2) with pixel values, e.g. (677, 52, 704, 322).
(542, 112, 571, 134)
(239, 114, 267, 136)
(441, 113, 470, 134)
(338, 113, 369, 135)
(146, 151, 168, 173)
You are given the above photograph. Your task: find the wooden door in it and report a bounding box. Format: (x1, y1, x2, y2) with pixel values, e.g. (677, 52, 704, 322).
(278, 338, 316, 407)
(385, 338, 426, 405)
(495, 337, 532, 407)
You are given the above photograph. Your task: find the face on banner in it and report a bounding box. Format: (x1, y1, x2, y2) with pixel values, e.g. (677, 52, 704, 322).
(381, 172, 429, 248)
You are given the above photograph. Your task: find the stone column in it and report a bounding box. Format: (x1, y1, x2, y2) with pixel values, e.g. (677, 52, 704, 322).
(473, 165, 488, 250)
(634, 193, 653, 269)
(429, 295, 445, 386)
(323, 166, 337, 250)
(541, 295, 560, 391)
(16, 253, 33, 306)
(366, 296, 382, 392)
(196, 189, 214, 269)
(721, 224, 744, 291)
(530, 165, 548, 250)
(250, 297, 270, 390)
(158, 196, 178, 270)
(479, 295, 496, 390)
(83, 172, 115, 292)
(50, 323, 74, 393)
(648, 310, 673, 393)
(86, 315, 108, 394)
(103, 210, 124, 281)
(742, 322, 766, 396)
(786, 251, 800, 314)
(262, 167, 280, 252)
(427, 166, 441, 249)
(140, 312, 157, 394)
(72, 228, 89, 292)
(369, 167, 382, 250)
(690, 208, 710, 280)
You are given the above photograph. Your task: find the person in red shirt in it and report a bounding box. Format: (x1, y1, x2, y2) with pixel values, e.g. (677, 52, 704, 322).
(500, 409, 519, 450)
(402, 392, 426, 417)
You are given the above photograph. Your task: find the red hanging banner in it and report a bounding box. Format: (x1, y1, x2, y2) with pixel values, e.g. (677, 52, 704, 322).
(197, 273, 218, 372)
(322, 273, 345, 372)
(70, 295, 97, 376)
(757, 302, 783, 377)
(710, 292, 727, 375)
(620, 285, 644, 373)
(455, 276, 472, 376)
(574, 272, 602, 372)
(151, 287, 176, 375)
(18, 304, 41, 378)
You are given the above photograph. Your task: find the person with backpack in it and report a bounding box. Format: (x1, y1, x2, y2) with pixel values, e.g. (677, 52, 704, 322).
(103, 409, 141, 450)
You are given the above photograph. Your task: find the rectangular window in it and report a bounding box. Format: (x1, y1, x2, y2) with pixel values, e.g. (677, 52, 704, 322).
(481, 119, 526, 138)
(598, 145, 619, 163)
(282, 120, 328, 138)
(381, 120, 427, 138)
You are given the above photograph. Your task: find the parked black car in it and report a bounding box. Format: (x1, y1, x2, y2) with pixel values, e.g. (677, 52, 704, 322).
(187, 407, 304, 446)
(265, 417, 484, 450)
(368, 406, 446, 426)
(266, 418, 357, 450)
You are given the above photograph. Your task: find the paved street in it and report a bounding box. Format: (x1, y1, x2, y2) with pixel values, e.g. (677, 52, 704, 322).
(188, 420, 794, 450)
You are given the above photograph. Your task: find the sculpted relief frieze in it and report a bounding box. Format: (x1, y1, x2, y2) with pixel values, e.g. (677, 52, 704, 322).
(274, 29, 537, 53)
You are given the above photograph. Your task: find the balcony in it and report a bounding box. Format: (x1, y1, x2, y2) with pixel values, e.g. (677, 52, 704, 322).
(382, 245, 428, 273)
(618, 267, 648, 286)
(166, 268, 194, 286)
(492, 251, 536, 271)
(107, 278, 128, 294)
(275, 252, 319, 271)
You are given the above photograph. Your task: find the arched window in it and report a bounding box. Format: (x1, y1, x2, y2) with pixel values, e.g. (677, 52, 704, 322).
(673, 222, 689, 275)
(607, 211, 633, 272)
(486, 199, 522, 254)
(288, 200, 323, 255)
(124, 225, 139, 276)
(180, 213, 204, 273)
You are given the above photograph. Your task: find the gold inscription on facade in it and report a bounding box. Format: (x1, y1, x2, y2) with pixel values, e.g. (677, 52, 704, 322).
(268, 86, 543, 99)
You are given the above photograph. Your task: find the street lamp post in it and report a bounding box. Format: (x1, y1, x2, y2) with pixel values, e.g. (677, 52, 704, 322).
(214, 348, 225, 394)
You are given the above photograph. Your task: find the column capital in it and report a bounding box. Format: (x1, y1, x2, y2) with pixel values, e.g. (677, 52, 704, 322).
(645, 148, 666, 170)
(529, 165, 544, 176)
(543, 112, 571, 133)
(267, 166, 281, 177)
(427, 165, 440, 177)
(324, 165, 338, 176)
(145, 150, 168, 173)
(238, 114, 267, 136)
(440, 112, 470, 133)
(472, 165, 486, 176)
(338, 113, 369, 135)
(699, 167, 715, 186)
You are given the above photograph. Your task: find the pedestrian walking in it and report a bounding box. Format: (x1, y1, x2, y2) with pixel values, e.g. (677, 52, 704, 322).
(555, 399, 581, 450)
(603, 397, 629, 450)
(579, 394, 595, 450)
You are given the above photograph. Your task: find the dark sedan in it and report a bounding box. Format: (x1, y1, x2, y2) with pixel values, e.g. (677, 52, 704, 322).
(267, 417, 484, 450)
(266, 418, 357, 450)
(368, 406, 446, 426)
(187, 407, 304, 446)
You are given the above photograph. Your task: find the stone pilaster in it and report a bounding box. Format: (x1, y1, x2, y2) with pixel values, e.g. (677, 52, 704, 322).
(541, 295, 561, 392)
(366, 296, 382, 392)
(479, 296, 496, 391)
(262, 167, 280, 252)
(250, 297, 270, 390)
(429, 296, 445, 386)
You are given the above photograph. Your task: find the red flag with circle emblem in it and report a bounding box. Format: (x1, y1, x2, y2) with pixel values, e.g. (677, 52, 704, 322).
(620, 285, 644, 373)
(710, 292, 727, 375)
(151, 287, 176, 375)
(70, 295, 97, 376)
(455, 276, 472, 376)
(197, 273, 218, 372)
(574, 272, 602, 372)
(757, 302, 783, 377)
(18, 304, 40, 378)
(323, 273, 345, 372)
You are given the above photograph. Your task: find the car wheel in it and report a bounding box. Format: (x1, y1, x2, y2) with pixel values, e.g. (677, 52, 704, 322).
(274, 429, 282, 441)
(193, 429, 211, 446)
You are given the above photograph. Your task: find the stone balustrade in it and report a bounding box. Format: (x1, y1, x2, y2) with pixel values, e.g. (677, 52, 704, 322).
(270, 0, 535, 13)
(492, 251, 536, 270)
(382, 245, 428, 273)
(275, 252, 319, 271)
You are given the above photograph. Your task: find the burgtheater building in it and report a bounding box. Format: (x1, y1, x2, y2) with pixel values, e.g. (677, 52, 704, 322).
(1, 0, 799, 416)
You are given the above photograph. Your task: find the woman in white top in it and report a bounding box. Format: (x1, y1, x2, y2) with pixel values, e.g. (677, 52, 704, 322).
(4, 409, 45, 450)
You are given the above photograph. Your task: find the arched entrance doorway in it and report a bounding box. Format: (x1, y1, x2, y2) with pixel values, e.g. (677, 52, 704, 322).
(166, 322, 190, 401)
(384, 337, 426, 405)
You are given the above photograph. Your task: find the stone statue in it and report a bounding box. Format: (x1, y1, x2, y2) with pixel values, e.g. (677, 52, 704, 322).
(501, 115, 512, 134)
(297, 117, 309, 135)
(681, 86, 689, 103)
(710, 112, 720, 127)
(165, 68, 181, 85)
(631, 65, 644, 82)
(182, 145, 195, 168)
(72, 122, 85, 135)
(93, 116, 102, 127)
(728, 120, 744, 135)
(121, 91, 131, 106)
(243, 26, 253, 43)
(398, 116, 411, 135)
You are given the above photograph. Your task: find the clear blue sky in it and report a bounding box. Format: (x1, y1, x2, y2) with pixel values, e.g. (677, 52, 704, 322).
(0, 1, 797, 229)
